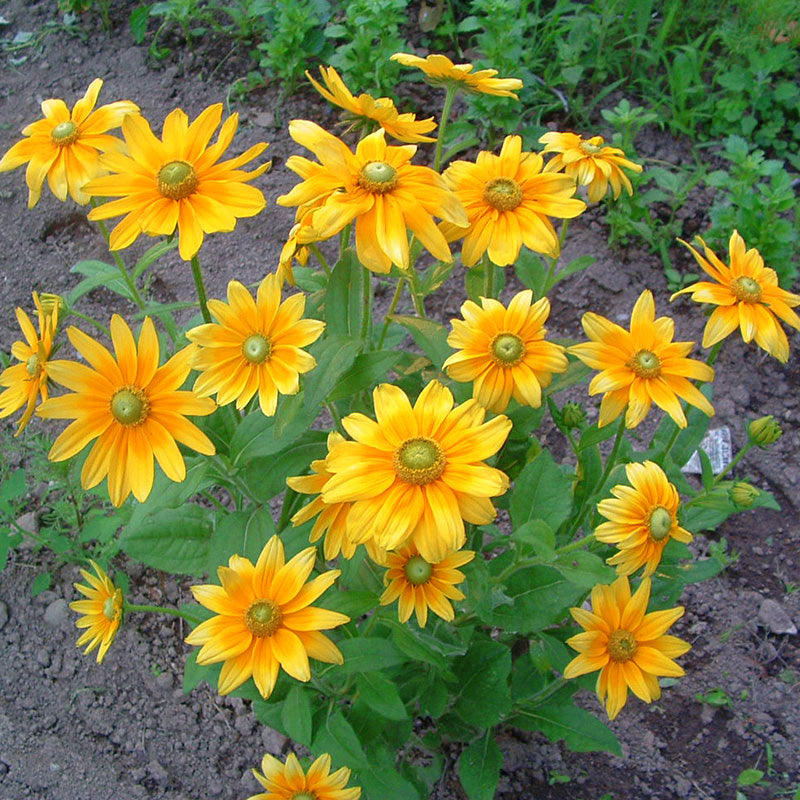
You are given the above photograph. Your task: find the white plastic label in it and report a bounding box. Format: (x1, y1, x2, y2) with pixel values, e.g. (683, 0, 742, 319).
(681, 427, 732, 474)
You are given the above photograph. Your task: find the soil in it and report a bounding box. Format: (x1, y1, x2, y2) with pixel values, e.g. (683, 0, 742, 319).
(0, 2, 798, 799)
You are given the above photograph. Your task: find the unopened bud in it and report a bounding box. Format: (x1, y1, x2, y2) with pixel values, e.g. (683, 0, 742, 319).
(730, 481, 759, 509)
(748, 415, 781, 447)
(562, 402, 586, 430)
(39, 292, 64, 316)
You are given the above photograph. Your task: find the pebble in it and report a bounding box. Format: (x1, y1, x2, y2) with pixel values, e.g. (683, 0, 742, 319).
(35, 647, 51, 667)
(757, 598, 798, 635)
(43, 599, 70, 629)
(261, 726, 288, 754)
(0, 599, 9, 630)
(147, 759, 169, 786)
(16, 511, 38, 533)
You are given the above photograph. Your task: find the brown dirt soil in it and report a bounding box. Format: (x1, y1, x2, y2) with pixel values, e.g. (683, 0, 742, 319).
(0, 2, 798, 799)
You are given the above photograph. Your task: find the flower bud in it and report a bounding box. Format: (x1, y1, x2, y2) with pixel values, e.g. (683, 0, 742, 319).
(730, 481, 759, 509)
(748, 415, 781, 447)
(39, 292, 64, 316)
(562, 401, 586, 430)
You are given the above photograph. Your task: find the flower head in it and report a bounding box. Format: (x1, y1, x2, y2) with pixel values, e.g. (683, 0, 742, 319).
(307, 66, 436, 143)
(70, 560, 124, 664)
(84, 104, 270, 260)
(748, 414, 782, 448)
(443, 290, 567, 413)
(539, 132, 642, 202)
(37, 316, 216, 506)
(0, 292, 58, 435)
(277, 121, 467, 273)
(569, 290, 715, 429)
(379, 544, 474, 627)
(564, 576, 690, 719)
(391, 52, 523, 98)
(440, 135, 586, 265)
(186, 536, 349, 699)
(321, 380, 511, 562)
(595, 461, 692, 577)
(186, 274, 324, 416)
(248, 752, 361, 800)
(672, 231, 800, 363)
(0, 78, 138, 207)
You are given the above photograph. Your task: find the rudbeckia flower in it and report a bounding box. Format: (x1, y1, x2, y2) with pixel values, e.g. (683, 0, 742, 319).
(391, 52, 523, 98)
(440, 135, 586, 265)
(0, 291, 58, 435)
(321, 380, 511, 562)
(0, 78, 138, 207)
(38, 316, 216, 506)
(595, 461, 692, 576)
(186, 274, 324, 416)
(569, 290, 715, 429)
(70, 560, 124, 664)
(564, 576, 690, 720)
(307, 65, 436, 143)
(277, 121, 467, 274)
(379, 544, 474, 627)
(247, 752, 361, 800)
(539, 132, 642, 202)
(84, 104, 270, 260)
(443, 289, 568, 413)
(672, 230, 800, 363)
(186, 536, 349, 698)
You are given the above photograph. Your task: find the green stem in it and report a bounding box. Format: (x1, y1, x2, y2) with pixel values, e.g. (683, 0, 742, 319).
(713, 442, 752, 484)
(434, 85, 458, 172)
(377, 279, 406, 349)
(124, 603, 202, 625)
(556, 532, 595, 555)
(190, 254, 211, 323)
(491, 556, 544, 585)
(360, 266, 372, 345)
(705, 340, 723, 367)
(407, 269, 427, 318)
(309, 243, 332, 276)
(325, 401, 344, 433)
(339, 224, 352, 261)
(483, 256, 495, 299)
(68, 309, 110, 337)
(200, 490, 228, 512)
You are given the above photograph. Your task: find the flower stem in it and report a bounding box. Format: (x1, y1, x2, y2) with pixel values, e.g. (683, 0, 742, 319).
(434, 85, 458, 172)
(360, 266, 372, 345)
(309, 243, 332, 276)
(339, 224, 352, 261)
(190, 254, 212, 323)
(407, 269, 427, 318)
(68, 309, 110, 337)
(483, 256, 495, 299)
(556, 531, 595, 555)
(377, 278, 406, 349)
(124, 603, 202, 625)
(713, 442, 752, 484)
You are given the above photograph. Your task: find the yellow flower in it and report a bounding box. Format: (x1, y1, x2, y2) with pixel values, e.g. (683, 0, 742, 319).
(186, 536, 349, 699)
(0, 292, 58, 435)
(443, 289, 568, 413)
(37, 316, 216, 506)
(322, 380, 511, 562)
(440, 135, 586, 265)
(277, 220, 310, 287)
(277, 121, 467, 274)
(379, 544, 474, 627)
(672, 230, 800, 363)
(569, 290, 715, 429)
(539, 132, 643, 203)
(564, 576, 690, 720)
(69, 560, 124, 664)
(84, 104, 270, 260)
(595, 461, 692, 577)
(391, 52, 523, 98)
(186, 274, 324, 416)
(248, 752, 361, 800)
(0, 78, 138, 208)
(307, 65, 436, 143)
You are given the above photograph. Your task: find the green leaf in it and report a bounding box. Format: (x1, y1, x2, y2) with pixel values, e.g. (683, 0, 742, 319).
(132, 239, 178, 278)
(303, 336, 361, 410)
(0, 469, 26, 508)
(77, 514, 120, 545)
(230, 404, 314, 464)
(550, 255, 596, 290)
(510, 451, 573, 530)
(31, 571, 51, 596)
(338, 637, 407, 673)
(737, 768, 764, 787)
(512, 702, 621, 755)
(206, 508, 275, 573)
(357, 752, 423, 800)
(512, 519, 556, 561)
(458, 730, 502, 800)
(182, 649, 221, 693)
(514, 249, 549, 298)
(327, 350, 403, 401)
(282, 685, 313, 746)
(578, 423, 619, 450)
(67, 260, 130, 305)
(390, 315, 451, 368)
(312, 710, 368, 769)
(129, 5, 150, 43)
(322, 590, 379, 618)
(121, 506, 213, 576)
(326, 250, 363, 337)
(0, 530, 9, 573)
(453, 638, 511, 728)
(355, 671, 409, 720)
(554, 550, 616, 588)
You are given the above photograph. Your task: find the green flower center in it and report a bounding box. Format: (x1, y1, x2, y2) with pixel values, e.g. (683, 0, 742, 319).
(629, 349, 661, 379)
(157, 160, 198, 200)
(648, 506, 673, 541)
(490, 332, 525, 366)
(110, 387, 149, 426)
(51, 120, 79, 146)
(292, 794, 316, 800)
(404, 555, 433, 585)
(245, 599, 283, 638)
(483, 177, 523, 211)
(102, 594, 119, 621)
(580, 137, 604, 155)
(730, 276, 762, 303)
(242, 333, 271, 364)
(608, 629, 638, 662)
(393, 437, 446, 485)
(358, 161, 398, 194)
(26, 354, 41, 377)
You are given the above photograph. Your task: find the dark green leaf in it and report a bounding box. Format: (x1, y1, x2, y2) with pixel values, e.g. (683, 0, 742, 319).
(554, 550, 616, 588)
(326, 250, 363, 337)
(312, 710, 368, 769)
(453, 638, 511, 728)
(458, 730, 502, 800)
(338, 637, 407, 673)
(389, 315, 451, 368)
(282, 685, 313, 746)
(31, 571, 51, 596)
(511, 451, 573, 530)
(206, 508, 275, 573)
(355, 671, 409, 720)
(512, 702, 621, 755)
(327, 350, 403, 401)
(303, 336, 361, 410)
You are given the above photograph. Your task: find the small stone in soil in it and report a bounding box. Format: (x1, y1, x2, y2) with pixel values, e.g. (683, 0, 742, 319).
(757, 598, 798, 635)
(43, 598, 69, 628)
